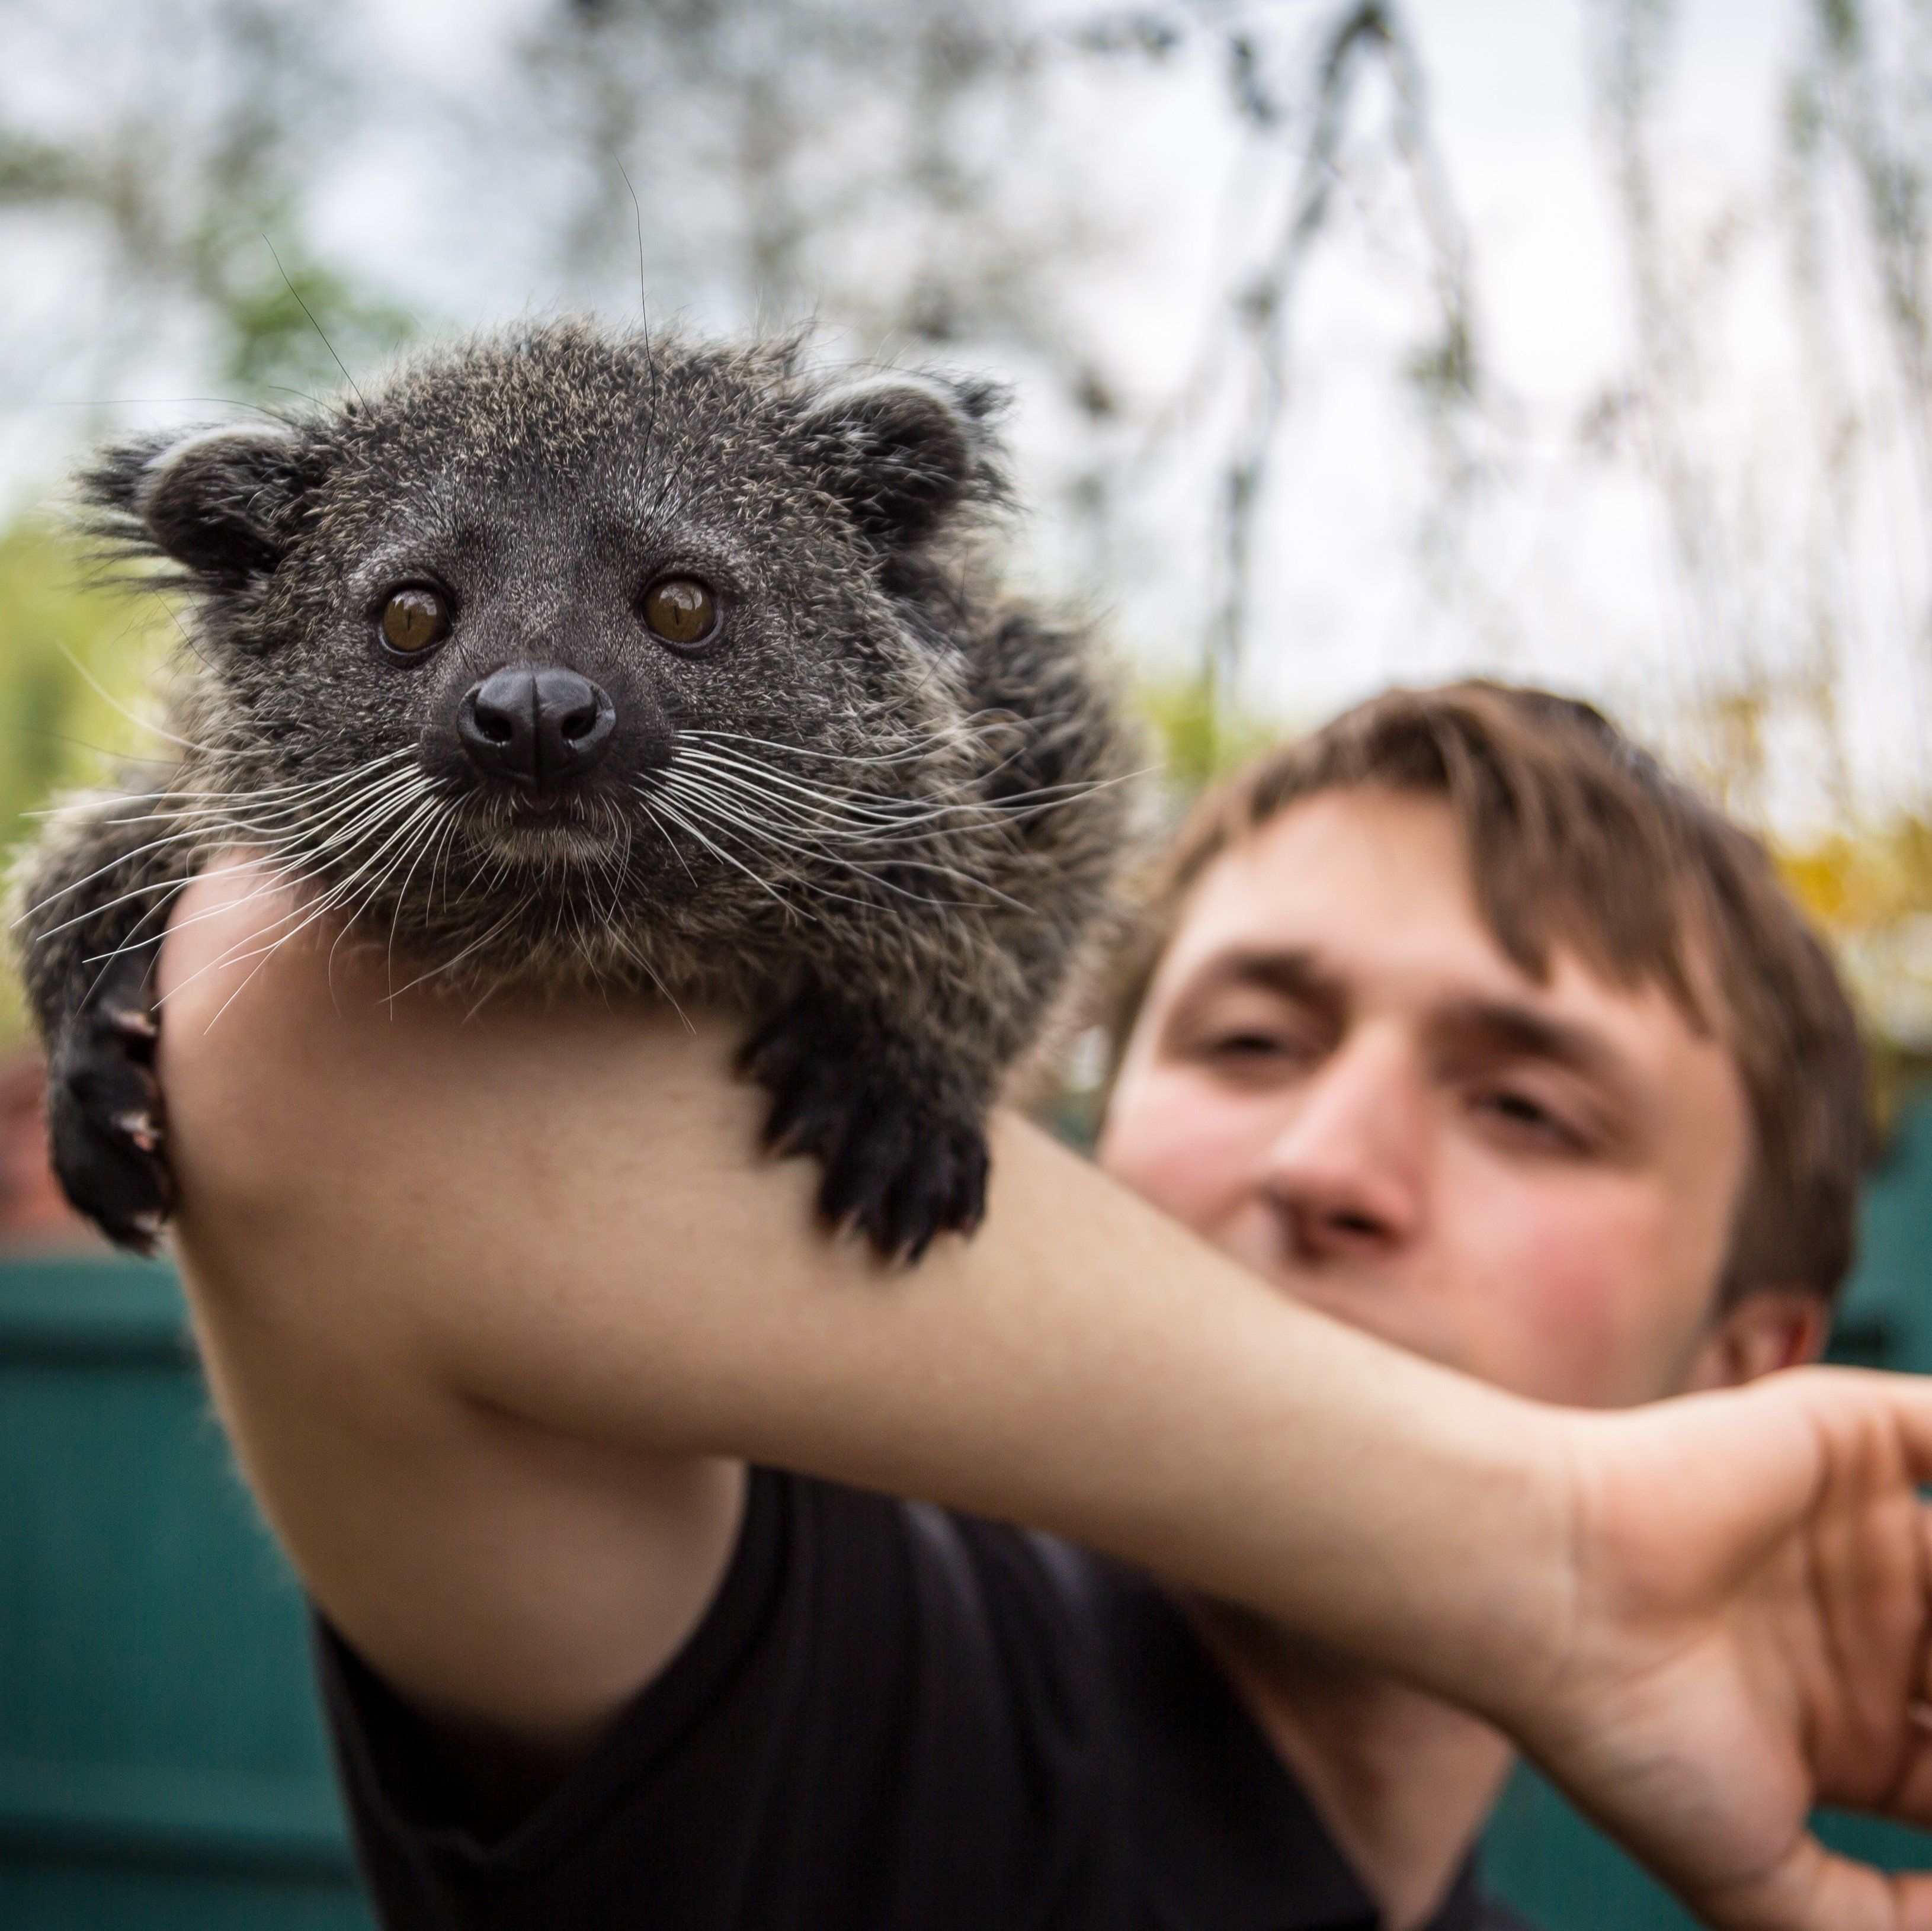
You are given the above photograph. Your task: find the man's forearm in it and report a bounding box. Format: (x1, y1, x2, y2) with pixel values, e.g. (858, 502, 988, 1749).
(159, 864, 1571, 1724)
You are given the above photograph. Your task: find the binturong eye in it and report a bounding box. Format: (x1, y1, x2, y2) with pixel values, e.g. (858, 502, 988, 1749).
(380, 586, 452, 656)
(640, 576, 717, 649)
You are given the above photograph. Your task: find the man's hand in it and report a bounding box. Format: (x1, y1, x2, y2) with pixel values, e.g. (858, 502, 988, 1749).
(1524, 1374, 1932, 1930)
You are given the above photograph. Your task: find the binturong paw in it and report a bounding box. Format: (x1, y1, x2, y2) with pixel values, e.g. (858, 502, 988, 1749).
(44, 950, 174, 1253)
(741, 994, 990, 1265)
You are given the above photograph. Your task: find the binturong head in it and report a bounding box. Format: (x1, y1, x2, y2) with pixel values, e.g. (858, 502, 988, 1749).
(77, 323, 1021, 990)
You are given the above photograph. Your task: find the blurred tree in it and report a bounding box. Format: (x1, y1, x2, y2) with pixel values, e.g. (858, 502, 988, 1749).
(1783, 815, 1932, 1081)
(0, 0, 416, 1040)
(524, 0, 1095, 360)
(1787, 0, 1932, 474)
(1135, 668, 1286, 805)
(513, 0, 1151, 628)
(1079, 1, 1484, 717)
(0, 521, 167, 1045)
(1581, 0, 1932, 820)
(0, 0, 415, 413)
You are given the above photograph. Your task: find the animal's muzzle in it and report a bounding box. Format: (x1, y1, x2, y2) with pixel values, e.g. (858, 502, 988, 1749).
(458, 664, 616, 793)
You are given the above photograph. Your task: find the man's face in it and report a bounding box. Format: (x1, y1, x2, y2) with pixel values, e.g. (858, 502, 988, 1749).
(1098, 788, 1815, 1408)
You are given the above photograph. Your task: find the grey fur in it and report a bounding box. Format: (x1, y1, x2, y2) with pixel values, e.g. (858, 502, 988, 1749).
(9, 322, 1138, 1258)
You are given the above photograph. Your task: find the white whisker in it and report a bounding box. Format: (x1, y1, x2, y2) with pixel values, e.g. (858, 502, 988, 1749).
(644, 791, 812, 920)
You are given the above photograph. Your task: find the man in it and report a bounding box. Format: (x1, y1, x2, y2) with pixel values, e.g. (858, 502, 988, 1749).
(156, 682, 1929, 1930)
(1092, 685, 1857, 1926)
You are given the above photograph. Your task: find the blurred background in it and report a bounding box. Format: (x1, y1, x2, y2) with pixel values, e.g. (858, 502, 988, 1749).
(1, 0, 1930, 1926)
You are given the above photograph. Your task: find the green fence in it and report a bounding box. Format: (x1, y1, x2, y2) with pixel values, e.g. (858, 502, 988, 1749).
(4, 1099, 1931, 1930)
(0, 1254, 372, 1930)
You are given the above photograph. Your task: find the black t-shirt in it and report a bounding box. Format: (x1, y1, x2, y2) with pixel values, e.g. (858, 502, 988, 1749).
(319, 1467, 1537, 1930)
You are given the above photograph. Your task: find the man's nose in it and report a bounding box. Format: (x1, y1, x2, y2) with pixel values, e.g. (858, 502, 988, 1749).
(1260, 1031, 1427, 1263)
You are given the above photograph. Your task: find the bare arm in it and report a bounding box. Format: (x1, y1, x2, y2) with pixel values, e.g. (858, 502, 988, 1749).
(159, 862, 1932, 1929)
(159, 862, 1556, 1750)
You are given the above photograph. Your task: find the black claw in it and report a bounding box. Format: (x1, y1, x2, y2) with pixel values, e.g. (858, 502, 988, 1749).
(761, 1070, 839, 1160)
(739, 1001, 812, 1094)
(742, 993, 990, 1264)
(45, 949, 174, 1250)
(886, 1138, 951, 1263)
(812, 1104, 882, 1227)
(47, 1079, 175, 1251)
(951, 1135, 989, 1237)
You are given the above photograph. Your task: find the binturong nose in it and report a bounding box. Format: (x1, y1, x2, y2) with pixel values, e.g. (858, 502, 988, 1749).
(458, 663, 616, 793)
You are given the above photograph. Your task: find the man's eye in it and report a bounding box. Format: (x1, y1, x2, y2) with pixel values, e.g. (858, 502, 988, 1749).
(1213, 1031, 1289, 1057)
(1165, 999, 1327, 1077)
(1200, 1028, 1319, 1072)
(1474, 1088, 1582, 1149)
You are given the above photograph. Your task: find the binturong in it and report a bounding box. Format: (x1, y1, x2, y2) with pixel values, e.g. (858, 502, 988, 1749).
(9, 322, 1138, 1262)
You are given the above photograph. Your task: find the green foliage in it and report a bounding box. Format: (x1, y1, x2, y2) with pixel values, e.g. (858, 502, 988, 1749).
(0, 0, 421, 414)
(211, 242, 417, 403)
(1132, 671, 1287, 805)
(0, 521, 168, 1045)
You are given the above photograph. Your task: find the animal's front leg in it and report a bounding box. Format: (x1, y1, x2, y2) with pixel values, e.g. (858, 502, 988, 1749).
(43, 941, 173, 1250)
(739, 983, 995, 1263)
(12, 787, 196, 1251)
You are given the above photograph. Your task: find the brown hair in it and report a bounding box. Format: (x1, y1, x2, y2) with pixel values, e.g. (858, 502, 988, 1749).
(1107, 682, 1868, 1305)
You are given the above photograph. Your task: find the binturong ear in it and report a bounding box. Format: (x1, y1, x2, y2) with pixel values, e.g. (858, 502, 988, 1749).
(798, 378, 1007, 553)
(79, 425, 314, 584)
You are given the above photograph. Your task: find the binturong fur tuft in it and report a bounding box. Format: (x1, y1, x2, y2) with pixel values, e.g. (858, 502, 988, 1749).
(11, 322, 1140, 1262)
